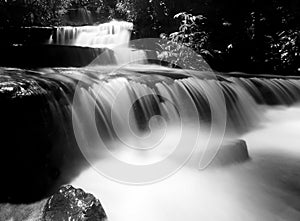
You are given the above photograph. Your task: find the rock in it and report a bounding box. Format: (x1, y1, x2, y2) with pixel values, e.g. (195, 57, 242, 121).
(0, 70, 88, 203)
(0, 200, 47, 221)
(0, 44, 116, 68)
(207, 139, 250, 168)
(43, 185, 107, 221)
(0, 185, 107, 221)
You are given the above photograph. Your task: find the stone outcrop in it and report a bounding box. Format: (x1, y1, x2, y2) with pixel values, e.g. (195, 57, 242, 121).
(0, 44, 116, 68)
(207, 139, 250, 168)
(0, 70, 88, 203)
(44, 185, 107, 221)
(0, 185, 107, 221)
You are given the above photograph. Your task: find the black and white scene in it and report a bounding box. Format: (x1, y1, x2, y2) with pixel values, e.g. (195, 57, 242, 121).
(0, 0, 300, 220)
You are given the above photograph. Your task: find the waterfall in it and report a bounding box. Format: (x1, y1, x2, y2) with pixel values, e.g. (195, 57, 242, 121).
(48, 21, 147, 65)
(4, 67, 300, 151)
(51, 21, 133, 47)
(3, 18, 300, 221)
(65, 68, 300, 221)
(2, 11, 300, 220)
(2, 66, 300, 218)
(3, 67, 299, 145)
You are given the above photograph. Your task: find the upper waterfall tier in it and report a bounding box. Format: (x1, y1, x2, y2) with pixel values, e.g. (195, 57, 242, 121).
(48, 21, 147, 65)
(49, 21, 133, 48)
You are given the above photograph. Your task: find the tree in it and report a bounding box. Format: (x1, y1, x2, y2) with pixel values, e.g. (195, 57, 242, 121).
(115, 0, 170, 37)
(28, 0, 72, 26)
(0, 1, 31, 27)
(0, 0, 72, 27)
(158, 12, 212, 70)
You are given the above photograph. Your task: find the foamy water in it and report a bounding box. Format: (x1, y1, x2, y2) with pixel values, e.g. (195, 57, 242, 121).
(243, 105, 300, 156)
(70, 105, 300, 221)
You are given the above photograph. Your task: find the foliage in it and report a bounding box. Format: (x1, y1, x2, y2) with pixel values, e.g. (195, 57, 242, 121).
(0, 1, 30, 27)
(115, 0, 170, 37)
(0, 0, 300, 74)
(266, 29, 300, 73)
(169, 13, 209, 53)
(72, 0, 104, 8)
(158, 12, 212, 70)
(29, 0, 72, 26)
(0, 0, 72, 27)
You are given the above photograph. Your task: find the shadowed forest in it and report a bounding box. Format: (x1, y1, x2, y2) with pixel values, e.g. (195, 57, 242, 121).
(1, 0, 300, 74)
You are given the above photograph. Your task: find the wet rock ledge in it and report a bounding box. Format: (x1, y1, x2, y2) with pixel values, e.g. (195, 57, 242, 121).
(0, 185, 107, 221)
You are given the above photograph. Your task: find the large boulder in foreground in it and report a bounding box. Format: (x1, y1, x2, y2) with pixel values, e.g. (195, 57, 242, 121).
(0, 185, 107, 221)
(207, 139, 250, 169)
(44, 185, 107, 221)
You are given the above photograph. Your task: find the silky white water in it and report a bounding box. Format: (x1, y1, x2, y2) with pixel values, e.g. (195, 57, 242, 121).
(71, 105, 300, 221)
(4, 66, 300, 219)
(60, 65, 300, 220)
(6, 64, 299, 220)
(48, 21, 147, 65)
(37, 27, 300, 219)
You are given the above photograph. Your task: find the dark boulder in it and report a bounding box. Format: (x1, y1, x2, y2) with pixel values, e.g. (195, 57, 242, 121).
(0, 185, 107, 221)
(207, 139, 250, 169)
(44, 185, 107, 221)
(0, 69, 87, 203)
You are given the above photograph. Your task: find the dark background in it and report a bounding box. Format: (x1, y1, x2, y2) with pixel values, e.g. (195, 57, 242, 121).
(0, 0, 299, 74)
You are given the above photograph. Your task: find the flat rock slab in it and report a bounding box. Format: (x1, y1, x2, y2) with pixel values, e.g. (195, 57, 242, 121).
(0, 185, 107, 221)
(0, 45, 116, 68)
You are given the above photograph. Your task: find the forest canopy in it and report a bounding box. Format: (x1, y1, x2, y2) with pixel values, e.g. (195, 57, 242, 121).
(0, 0, 299, 74)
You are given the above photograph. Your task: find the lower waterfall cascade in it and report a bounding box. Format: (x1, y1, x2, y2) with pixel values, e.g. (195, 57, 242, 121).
(1, 20, 300, 221)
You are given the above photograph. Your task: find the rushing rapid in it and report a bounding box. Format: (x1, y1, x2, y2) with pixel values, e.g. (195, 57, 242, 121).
(1, 20, 300, 220)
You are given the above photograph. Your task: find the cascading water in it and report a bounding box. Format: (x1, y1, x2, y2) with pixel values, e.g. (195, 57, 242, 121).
(2, 20, 300, 221)
(48, 20, 147, 65)
(50, 21, 133, 47)
(68, 69, 300, 221)
(2, 65, 300, 220)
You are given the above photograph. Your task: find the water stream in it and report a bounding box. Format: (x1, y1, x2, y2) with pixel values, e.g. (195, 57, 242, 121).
(1, 21, 300, 220)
